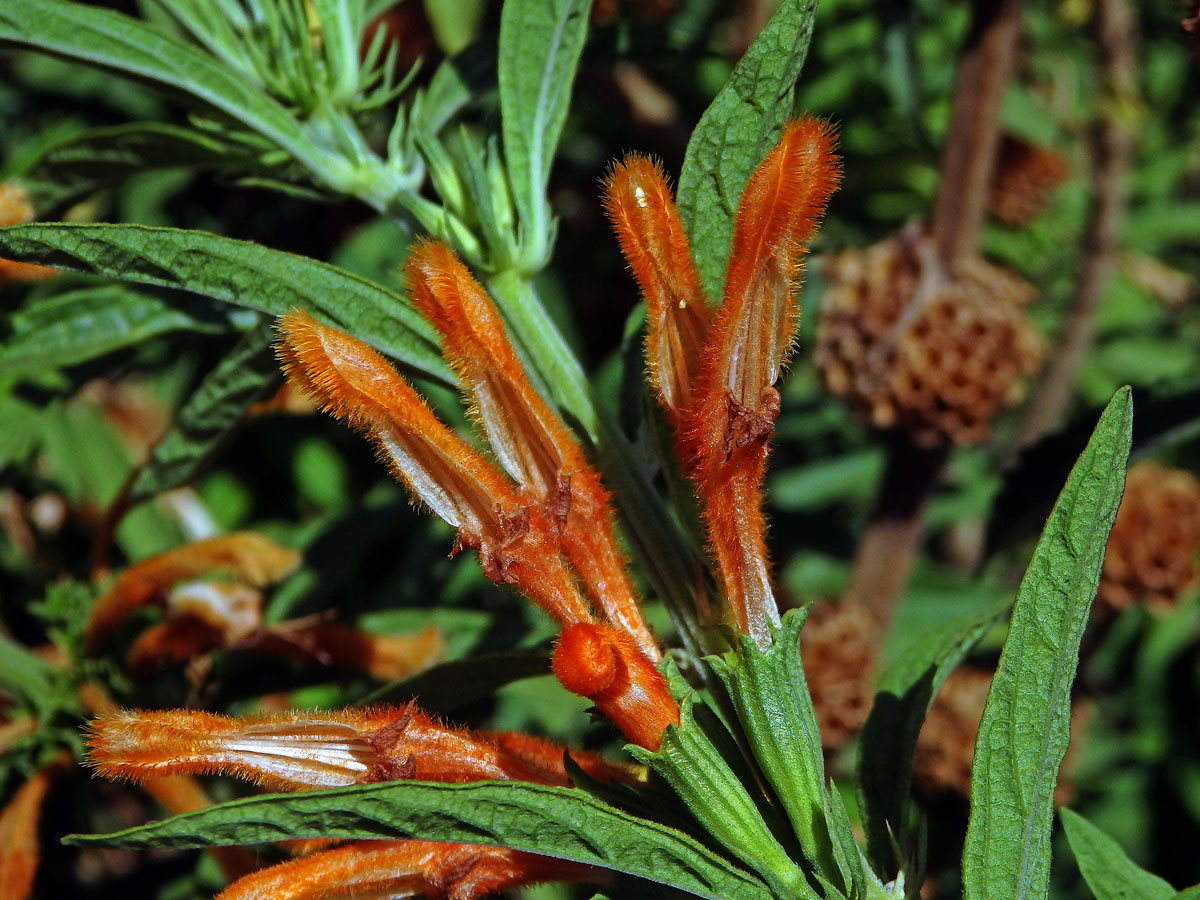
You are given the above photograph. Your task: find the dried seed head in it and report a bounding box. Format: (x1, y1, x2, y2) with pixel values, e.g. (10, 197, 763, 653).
(990, 135, 1070, 226)
(800, 601, 877, 750)
(815, 230, 1043, 447)
(1098, 461, 1200, 615)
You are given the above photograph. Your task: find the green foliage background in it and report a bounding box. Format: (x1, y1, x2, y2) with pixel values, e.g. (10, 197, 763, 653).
(0, 1, 1197, 899)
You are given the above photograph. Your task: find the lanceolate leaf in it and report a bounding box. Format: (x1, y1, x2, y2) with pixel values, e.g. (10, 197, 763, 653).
(0, 223, 452, 386)
(130, 320, 278, 504)
(18, 122, 257, 214)
(498, 0, 590, 266)
(1060, 808, 1174, 900)
(0, 0, 343, 184)
(858, 597, 1008, 879)
(0, 284, 227, 377)
(676, 0, 819, 302)
(65, 780, 774, 900)
(962, 387, 1133, 900)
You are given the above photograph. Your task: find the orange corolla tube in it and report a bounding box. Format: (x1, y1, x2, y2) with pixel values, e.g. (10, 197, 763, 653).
(277, 311, 593, 627)
(0, 762, 60, 900)
(213, 839, 606, 900)
(405, 239, 658, 660)
(85, 703, 622, 791)
(603, 155, 711, 424)
(86, 533, 299, 652)
(682, 116, 840, 648)
(552, 623, 680, 751)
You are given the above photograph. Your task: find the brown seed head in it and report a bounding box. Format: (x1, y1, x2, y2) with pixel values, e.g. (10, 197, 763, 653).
(800, 601, 877, 751)
(815, 229, 1043, 447)
(1098, 461, 1200, 615)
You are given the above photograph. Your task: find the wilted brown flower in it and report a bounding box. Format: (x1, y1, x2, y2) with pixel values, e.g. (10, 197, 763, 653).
(1098, 461, 1200, 615)
(815, 227, 1043, 447)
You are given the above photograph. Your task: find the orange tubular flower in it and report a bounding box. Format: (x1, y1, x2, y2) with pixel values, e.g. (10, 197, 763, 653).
(606, 116, 840, 648)
(86, 533, 301, 652)
(405, 239, 659, 660)
(276, 311, 594, 628)
(682, 116, 840, 648)
(0, 761, 63, 900)
(85, 703, 631, 792)
(603, 156, 711, 425)
(211, 838, 606, 900)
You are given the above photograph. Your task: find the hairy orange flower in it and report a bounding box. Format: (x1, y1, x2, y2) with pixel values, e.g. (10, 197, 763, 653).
(277, 311, 594, 627)
(552, 622, 679, 751)
(86, 703, 633, 791)
(603, 156, 710, 424)
(406, 239, 659, 659)
(211, 838, 605, 900)
(607, 116, 840, 647)
(0, 761, 62, 900)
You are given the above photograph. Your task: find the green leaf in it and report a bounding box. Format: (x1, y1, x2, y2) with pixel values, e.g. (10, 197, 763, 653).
(628, 699, 815, 900)
(1060, 808, 1174, 900)
(17, 122, 254, 214)
(858, 598, 1008, 880)
(129, 320, 278, 503)
(0, 0, 345, 184)
(65, 780, 774, 900)
(962, 387, 1133, 900)
(0, 633, 62, 719)
(0, 223, 452, 386)
(498, 0, 590, 268)
(676, 0, 818, 302)
(0, 285, 226, 377)
(707, 609, 833, 880)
